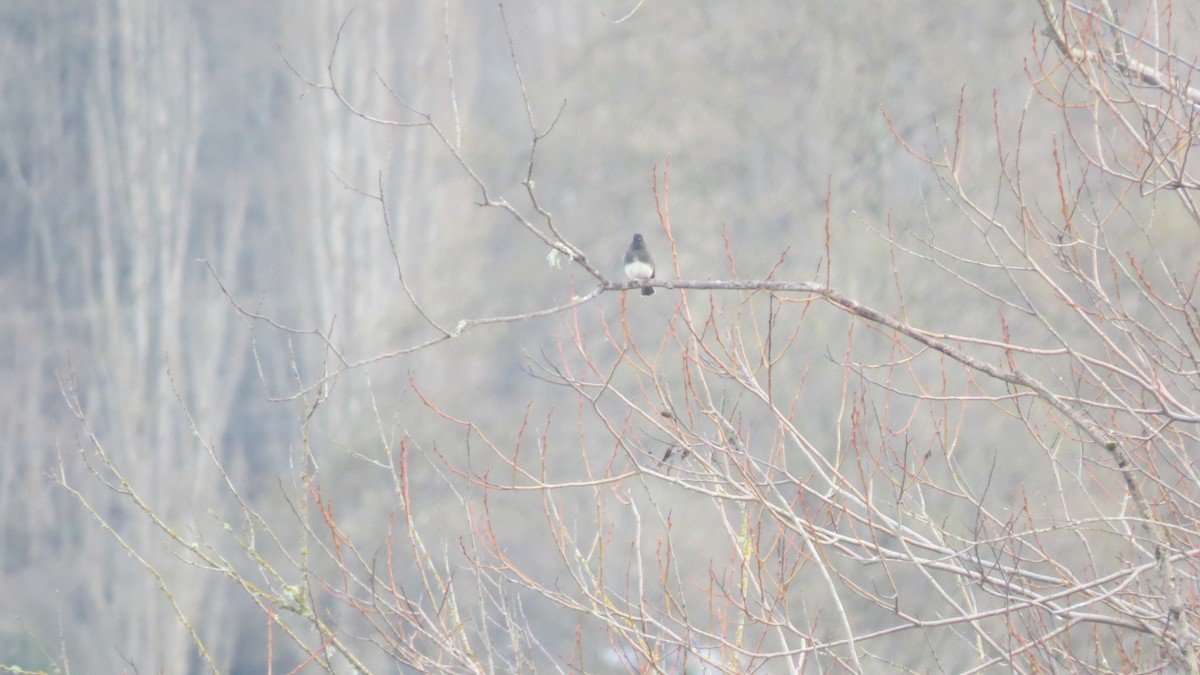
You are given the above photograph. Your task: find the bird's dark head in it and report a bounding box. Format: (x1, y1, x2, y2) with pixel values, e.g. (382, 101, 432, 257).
(632, 233, 644, 244)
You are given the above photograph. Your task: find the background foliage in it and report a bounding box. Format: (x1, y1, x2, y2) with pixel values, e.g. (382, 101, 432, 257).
(4, 1, 1199, 672)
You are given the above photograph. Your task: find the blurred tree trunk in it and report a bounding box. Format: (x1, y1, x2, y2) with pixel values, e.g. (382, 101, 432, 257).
(33, 0, 248, 670)
(80, 1, 204, 671)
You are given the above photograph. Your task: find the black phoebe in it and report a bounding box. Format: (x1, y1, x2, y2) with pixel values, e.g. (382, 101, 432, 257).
(623, 233, 655, 295)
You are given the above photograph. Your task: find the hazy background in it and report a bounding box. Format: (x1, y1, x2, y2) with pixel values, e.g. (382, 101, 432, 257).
(2, 1, 1055, 672)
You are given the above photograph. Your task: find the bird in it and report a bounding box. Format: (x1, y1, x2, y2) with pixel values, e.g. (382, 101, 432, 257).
(623, 233, 655, 296)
